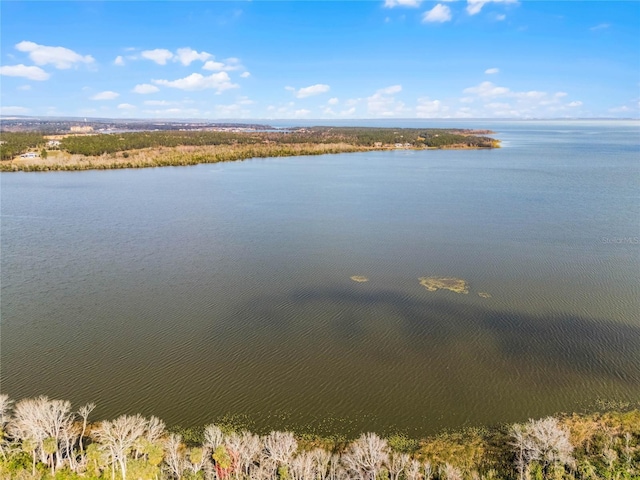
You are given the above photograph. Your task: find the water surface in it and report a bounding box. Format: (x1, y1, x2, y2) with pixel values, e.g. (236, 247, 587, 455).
(2, 121, 639, 436)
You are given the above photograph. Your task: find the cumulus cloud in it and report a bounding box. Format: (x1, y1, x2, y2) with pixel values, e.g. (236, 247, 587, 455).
(144, 100, 173, 106)
(153, 72, 238, 92)
(18, 85, 32, 90)
(91, 91, 120, 100)
(132, 83, 160, 94)
(485, 67, 499, 74)
(461, 80, 585, 117)
(467, 0, 518, 16)
(114, 56, 125, 66)
(15, 41, 94, 69)
(367, 85, 407, 117)
(117, 103, 136, 110)
(0, 64, 50, 81)
(384, 0, 422, 8)
(463, 81, 510, 97)
(141, 49, 174, 65)
(416, 97, 450, 117)
(240, 71, 251, 78)
(175, 48, 212, 66)
(328, 97, 339, 105)
(295, 84, 331, 98)
(203, 58, 243, 72)
(423, 4, 452, 22)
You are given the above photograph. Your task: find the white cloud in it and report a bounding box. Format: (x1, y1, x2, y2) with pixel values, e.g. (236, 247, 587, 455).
(463, 81, 510, 97)
(141, 49, 174, 65)
(153, 72, 238, 92)
(203, 58, 243, 72)
(485, 67, 499, 74)
(461, 80, 586, 117)
(367, 85, 407, 117)
(237, 96, 254, 105)
(240, 71, 251, 78)
(15, 41, 94, 69)
(378, 85, 402, 95)
(294, 109, 311, 117)
(174, 47, 212, 66)
(341, 107, 357, 116)
(114, 56, 125, 66)
(496, 13, 506, 20)
(416, 97, 450, 117)
(423, 4, 452, 23)
(590, 23, 610, 31)
(0, 106, 30, 115)
(328, 97, 339, 105)
(91, 91, 120, 100)
(132, 83, 160, 94)
(142, 108, 201, 117)
(202, 61, 226, 71)
(18, 84, 32, 90)
(467, 0, 518, 16)
(384, 0, 422, 8)
(117, 103, 136, 110)
(144, 100, 173, 106)
(295, 84, 331, 98)
(0, 64, 50, 81)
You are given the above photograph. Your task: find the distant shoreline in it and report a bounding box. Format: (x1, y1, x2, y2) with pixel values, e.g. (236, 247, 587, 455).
(0, 126, 500, 172)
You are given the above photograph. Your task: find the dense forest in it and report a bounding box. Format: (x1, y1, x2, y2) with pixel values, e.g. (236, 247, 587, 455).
(0, 395, 637, 480)
(0, 132, 46, 160)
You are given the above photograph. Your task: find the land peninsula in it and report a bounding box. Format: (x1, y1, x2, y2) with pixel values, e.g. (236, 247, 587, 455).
(0, 125, 499, 172)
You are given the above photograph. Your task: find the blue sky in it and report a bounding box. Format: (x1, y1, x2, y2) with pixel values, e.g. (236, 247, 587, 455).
(1, 1, 638, 119)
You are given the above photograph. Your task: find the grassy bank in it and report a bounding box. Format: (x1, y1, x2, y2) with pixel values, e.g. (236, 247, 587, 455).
(0, 394, 637, 480)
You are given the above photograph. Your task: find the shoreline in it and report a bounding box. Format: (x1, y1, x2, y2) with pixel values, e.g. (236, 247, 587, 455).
(0, 141, 500, 172)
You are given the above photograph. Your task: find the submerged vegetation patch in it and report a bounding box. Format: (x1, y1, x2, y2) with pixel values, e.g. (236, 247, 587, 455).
(350, 276, 369, 283)
(419, 277, 469, 294)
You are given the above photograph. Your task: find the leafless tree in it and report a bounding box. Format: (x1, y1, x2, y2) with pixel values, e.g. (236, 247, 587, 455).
(423, 461, 433, 480)
(511, 417, 574, 480)
(387, 452, 409, 480)
(145, 415, 166, 443)
(8, 396, 76, 474)
(291, 450, 317, 480)
(510, 423, 531, 480)
(440, 463, 463, 480)
(341, 432, 389, 480)
(164, 433, 187, 480)
(0, 394, 12, 460)
(92, 413, 147, 480)
(405, 458, 423, 480)
(311, 447, 332, 479)
(263, 430, 298, 465)
(78, 402, 96, 457)
(236, 431, 262, 478)
(204, 424, 225, 451)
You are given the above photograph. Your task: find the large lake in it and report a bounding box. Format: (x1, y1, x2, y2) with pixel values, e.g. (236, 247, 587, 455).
(2, 120, 639, 437)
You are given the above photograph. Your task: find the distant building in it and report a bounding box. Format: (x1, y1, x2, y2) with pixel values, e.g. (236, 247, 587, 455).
(70, 125, 94, 133)
(47, 140, 61, 147)
(20, 152, 38, 158)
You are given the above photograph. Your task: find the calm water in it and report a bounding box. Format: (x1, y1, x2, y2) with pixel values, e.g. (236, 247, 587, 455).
(1, 120, 639, 436)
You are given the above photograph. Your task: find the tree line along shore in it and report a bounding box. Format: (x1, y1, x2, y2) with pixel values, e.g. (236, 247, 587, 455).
(0, 128, 500, 172)
(0, 394, 637, 480)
